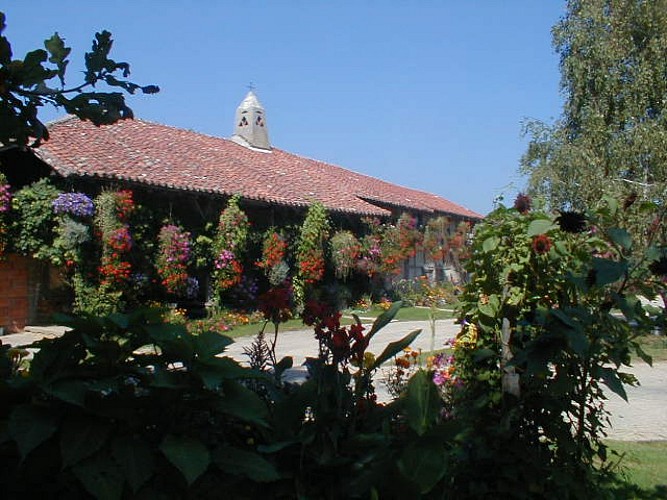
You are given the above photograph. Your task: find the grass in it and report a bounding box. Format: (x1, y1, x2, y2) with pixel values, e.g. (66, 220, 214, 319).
(606, 440, 667, 493)
(219, 305, 456, 339)
(345, 305, 455, 322)
(636, 334, 667, 363)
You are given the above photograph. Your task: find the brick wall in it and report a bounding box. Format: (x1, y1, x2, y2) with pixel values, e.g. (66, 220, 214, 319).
(0, 254, 30, 333)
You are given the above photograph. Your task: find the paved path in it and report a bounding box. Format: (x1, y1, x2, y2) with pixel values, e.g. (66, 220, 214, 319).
(2, 320, 665, 441)
(228, 320, 667, 442)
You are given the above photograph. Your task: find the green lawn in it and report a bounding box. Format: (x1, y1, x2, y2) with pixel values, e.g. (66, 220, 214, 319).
(345, 305, 455, 322)
(636, 334, 667, 363)
(607, 440, 667, 494)
(219, 305, 456, 339)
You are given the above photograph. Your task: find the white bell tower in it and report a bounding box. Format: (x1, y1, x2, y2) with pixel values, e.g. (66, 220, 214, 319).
(231, 90, 271, 151)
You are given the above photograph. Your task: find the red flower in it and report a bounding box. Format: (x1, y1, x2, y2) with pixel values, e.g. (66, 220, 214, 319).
(258, 283, 293, 324)
(532, 234, 552, 255)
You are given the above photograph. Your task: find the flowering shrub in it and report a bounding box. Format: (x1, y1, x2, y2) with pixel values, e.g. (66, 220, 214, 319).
(187, 309, 263, 335)
(296, 202, 328, 286)
(297, 247, 325, 284)
(258, 231, 287, 270)
(156, 224, 192, 296)
(258, 282, 294, 326)
(226, 275, 259, 309)
(356, 218, 383, 277)
(214, 249, 243, 290)
(423, 216, 451, 262)
(257, 231, 288, 285)
(393, 275, 457, 307)
(213, 195, 249, 292)
(52, 192, 95, 218)
(448, 195, 664, 496)
(0, 180, 11, 213)
(378, 223, 403, 275)
(396, 212, 422, 258)
(330, 230, 361, 280)
(114, 190, 135, 221)
(95, 190, 135, 291)
(302, 299, 371, 366)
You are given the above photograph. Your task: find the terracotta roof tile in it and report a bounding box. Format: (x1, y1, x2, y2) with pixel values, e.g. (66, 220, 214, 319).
(35, 117, 482, 219)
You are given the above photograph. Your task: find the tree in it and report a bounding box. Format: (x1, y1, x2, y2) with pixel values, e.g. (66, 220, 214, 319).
(521, 0, 666, 246)
(0, 11, 158, 148)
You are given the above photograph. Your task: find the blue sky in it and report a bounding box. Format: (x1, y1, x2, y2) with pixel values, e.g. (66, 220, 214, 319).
(3, 1, 565, 216)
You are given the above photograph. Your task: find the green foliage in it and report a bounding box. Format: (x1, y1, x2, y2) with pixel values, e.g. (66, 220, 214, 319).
(296, 201, 329, 287)
(447, 199, 662, 498)
(521, 0, 667, 249)
(0, 11, 159, 147)
(329, 229, 361, 280)
(212, 195, 249, 293)
(0, 310, 276, 498)
(0, 299, 438, 498)
(9, 178, 63, 264)
(214, 194, 249, 255)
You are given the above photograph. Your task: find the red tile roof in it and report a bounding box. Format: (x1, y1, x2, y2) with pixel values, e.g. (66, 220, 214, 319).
(35, 117, 482, 219)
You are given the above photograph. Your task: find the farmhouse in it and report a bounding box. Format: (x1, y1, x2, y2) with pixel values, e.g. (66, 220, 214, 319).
(0, 91, 481, 330)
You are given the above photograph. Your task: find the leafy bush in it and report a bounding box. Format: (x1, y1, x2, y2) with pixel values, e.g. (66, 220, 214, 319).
(445, 197, 662, 498)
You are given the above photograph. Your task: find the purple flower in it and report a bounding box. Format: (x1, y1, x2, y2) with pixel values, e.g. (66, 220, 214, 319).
(185, 277, 199, 298)
(215, 249, 236, 269)
(0, 184, 11, 213)
(53, 192, 95, 217)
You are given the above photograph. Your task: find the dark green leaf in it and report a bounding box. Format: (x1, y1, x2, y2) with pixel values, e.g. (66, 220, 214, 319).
(367, 300, 403, 341)
(9, 405, 59, 459)
(0, 32, 12, 65)
(150, 369, 185, 389)
(108, 313, 130, 329)
(160, 435, 210, 485)
(370, 329, 421, 370)
(212, 445, 280, 482)
(607, 228, 632, 251)
(632, 343, 653, 367)
(44, 32, 70, 85)
(550, 308, 576, 328)
(600, 367, 628, 402)
(60, 416, 110, 467)
(592, 258, 628, 286)
(73, 454, 124, 500)
(21, 49, 50, 86)
(398, 442, 447, 494)
(193, 330, 233, 359)
(194, 356, 253, 389)
(214, 380, 269, 427)
(472, 348, 496, 362)
(45, 379, 90, 406)
(274, 356, 293, 374)
(404, 370, 441, 436)
(111, 435, 155, 493)
(564, 328, 589, 356)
